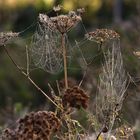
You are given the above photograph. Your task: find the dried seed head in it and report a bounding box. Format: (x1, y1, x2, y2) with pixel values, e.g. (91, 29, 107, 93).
(77, 8, 85, 15)
(2, 111, 61, 140)
(85, 29, 120, 43)
(133, 51, 140, 58)
(115, 125, 134, 139)
(39, 14, 56, 31)
(62, 86, 89, 109)
(2, 128, 17, 140)
(59, 78, 77, 91)
(0, 32, 19, 46)
(38, 9, 82, 33)
(53, 5, 62, 12)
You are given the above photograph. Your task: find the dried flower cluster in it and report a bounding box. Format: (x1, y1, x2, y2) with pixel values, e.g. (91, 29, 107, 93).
(0, 32, 19, 46)
(133, 51, 140, 59)
(2, 111, 61, 140)
(114, 125, 135, 140)
(85, 29, 120, 43)
(62, 86, 89, 109)
(59, 78, 77, 91)
(39, 9, 83, 34)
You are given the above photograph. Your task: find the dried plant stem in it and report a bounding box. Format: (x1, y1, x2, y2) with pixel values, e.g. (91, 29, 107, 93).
(96, 130, 102, 140)
(3, 46, 62, 110)
(25, 45, 29, 76)
(62, 33, 68, 89)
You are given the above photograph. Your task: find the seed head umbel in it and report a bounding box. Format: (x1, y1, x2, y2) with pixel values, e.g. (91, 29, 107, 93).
(0, 32, 19, 46)
(39, 9, 82, 33)
(85, 29, 120, 43)
(62, 86, 89, 109)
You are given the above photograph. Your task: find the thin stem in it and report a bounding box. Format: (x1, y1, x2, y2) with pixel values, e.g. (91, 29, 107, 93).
(3, 46, 62, 110)
(61, 33, 68, 89)
(96, 129, 102, 140)
(26, 45, 29, 76)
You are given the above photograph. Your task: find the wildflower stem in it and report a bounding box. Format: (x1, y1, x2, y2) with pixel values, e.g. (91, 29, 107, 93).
(62, 33, 68, 89)
(3, 46, 62, 110)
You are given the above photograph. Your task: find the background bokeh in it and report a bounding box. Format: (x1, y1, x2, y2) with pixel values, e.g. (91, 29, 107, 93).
(0, 0, 140, 139)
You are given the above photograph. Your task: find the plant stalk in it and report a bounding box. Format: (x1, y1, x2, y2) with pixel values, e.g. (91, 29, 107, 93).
(3, 46, 62, 110)
(61, 33, 68, 89)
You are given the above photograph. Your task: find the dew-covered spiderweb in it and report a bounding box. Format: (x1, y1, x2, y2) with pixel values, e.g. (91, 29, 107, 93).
(4, 12, 102, 83)
(94, 39, 128, 138)
(27, 15, 100, 77)
(30, 22, 63, 74)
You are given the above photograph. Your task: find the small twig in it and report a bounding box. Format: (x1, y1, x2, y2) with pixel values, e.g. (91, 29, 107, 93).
(56, 80, 61, 96)
(78, 67, 88, 87)
(48, 83, 55, 97)
(3, 46, 62, 110)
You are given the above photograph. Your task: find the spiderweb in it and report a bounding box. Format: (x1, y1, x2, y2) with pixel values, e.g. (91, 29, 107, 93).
(3, 11, 101, 81)
(28, 16, 99, 76)
(29, 23, 63, 74)
(95, 39, 128, 138)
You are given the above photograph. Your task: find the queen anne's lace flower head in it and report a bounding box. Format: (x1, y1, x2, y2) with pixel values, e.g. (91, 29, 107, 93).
(39, 10, 82, 34)
(85, 29, 120, 43)
(0, 32, 19, 46)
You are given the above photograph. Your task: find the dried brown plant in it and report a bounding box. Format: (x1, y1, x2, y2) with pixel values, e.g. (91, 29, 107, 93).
(39, 10, 82, 34)
(0, 32, 19, 46)
(114, 124, 135, 140)
(2, 111, 61, 140)
(59, 78, 77, 92)
(85, 29, 120, 44)
(1, 6, 136, 140)
(62, 86, 89, 109)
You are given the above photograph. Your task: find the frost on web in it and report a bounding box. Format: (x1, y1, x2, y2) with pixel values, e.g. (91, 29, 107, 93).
(30, 22, 64, 74)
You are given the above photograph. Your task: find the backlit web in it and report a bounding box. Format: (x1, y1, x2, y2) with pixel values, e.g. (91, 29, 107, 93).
(5, 9, 100, 78)
(30, 22, 63, 74)
(28, 12, 97, 75)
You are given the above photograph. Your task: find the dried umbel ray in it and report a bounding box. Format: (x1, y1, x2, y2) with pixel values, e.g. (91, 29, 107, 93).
(95, 39, 127, 138)
(0, 32, 19, 46)
(85, 29, 120, 44)
(2, 111, 61, 140)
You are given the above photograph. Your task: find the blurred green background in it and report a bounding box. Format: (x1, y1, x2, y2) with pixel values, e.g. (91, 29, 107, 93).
(0, 0, 140, 139)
